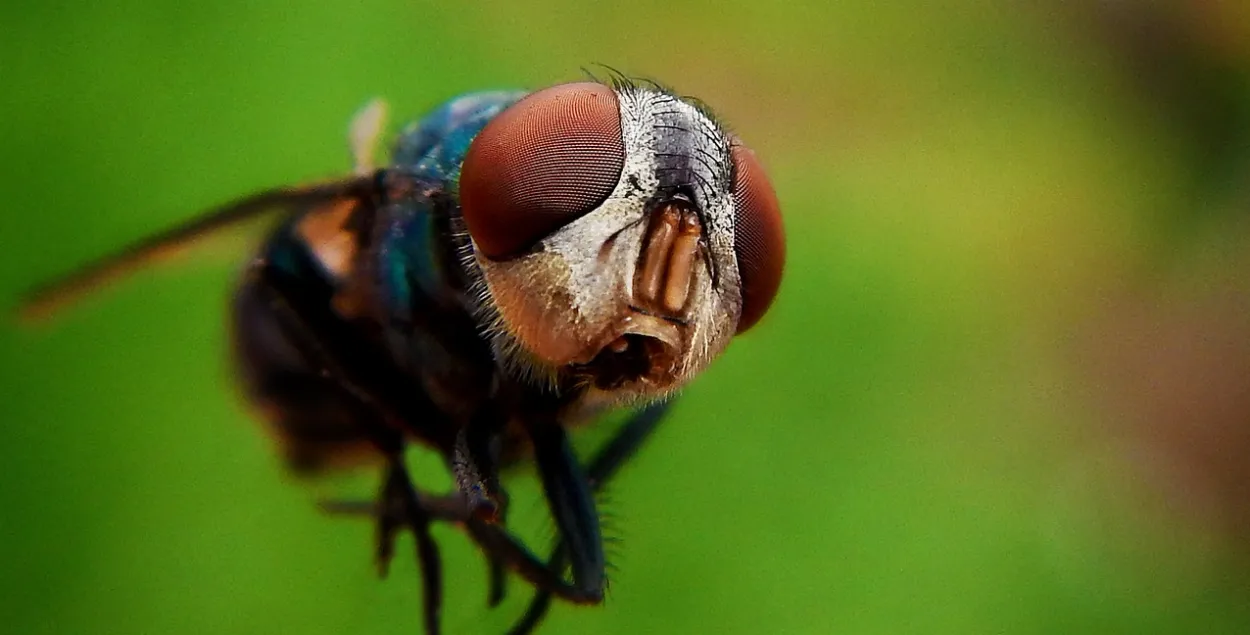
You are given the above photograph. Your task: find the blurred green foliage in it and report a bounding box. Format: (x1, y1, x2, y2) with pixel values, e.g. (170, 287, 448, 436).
(4, 1, 1250, 634)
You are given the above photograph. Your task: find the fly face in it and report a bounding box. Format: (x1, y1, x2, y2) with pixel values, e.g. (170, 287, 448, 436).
(458, 82, 785, 407)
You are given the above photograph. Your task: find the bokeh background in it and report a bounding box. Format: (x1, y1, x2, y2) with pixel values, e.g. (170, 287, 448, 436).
(5, 0, 1250, 633)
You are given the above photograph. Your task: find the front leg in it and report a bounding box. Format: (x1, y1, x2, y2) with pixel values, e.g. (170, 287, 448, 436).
(320, 401, 675, 631)
(527, 417, 606, 601)
(449, 396, 611, 607)
(508, 400, 672, 634)
(451, 414, 511, 608)
(460, 401, 673, 616)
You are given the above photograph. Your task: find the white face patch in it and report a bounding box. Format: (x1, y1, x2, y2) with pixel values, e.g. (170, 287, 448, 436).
(465, 85, 744, 410)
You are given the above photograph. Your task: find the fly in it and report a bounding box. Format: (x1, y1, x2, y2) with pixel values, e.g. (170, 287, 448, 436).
(18, 74, 786, 635)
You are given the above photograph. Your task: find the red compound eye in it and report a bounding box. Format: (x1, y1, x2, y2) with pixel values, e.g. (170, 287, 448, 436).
(730, 143, 785, 333)
(460, 82, 625, 260)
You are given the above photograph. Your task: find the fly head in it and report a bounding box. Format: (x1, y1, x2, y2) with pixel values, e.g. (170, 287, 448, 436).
(457, 81, 785, 409)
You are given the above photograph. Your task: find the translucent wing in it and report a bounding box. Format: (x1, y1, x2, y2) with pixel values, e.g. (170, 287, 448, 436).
(17, 174, 377, 322)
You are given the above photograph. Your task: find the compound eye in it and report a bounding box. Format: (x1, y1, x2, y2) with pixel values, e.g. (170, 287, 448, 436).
(460, 82, 625, 260)
(730, 143, 785, 333)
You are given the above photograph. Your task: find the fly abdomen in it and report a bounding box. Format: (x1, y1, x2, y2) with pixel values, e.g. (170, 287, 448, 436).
(231, 229, 386, 472)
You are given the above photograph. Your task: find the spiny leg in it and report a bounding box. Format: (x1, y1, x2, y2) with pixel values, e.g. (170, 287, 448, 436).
(429, 401, 675, 630)
(320, 401, 675, 614)
(451, 430, 512, 607)
(507, 400, 673, 635)
(423, 401, 675, 625)
(451, 405, 509, 524)
(451, 403, 512, 607)
(527, 417, 605, 600)
(436, 408, 612, 607)
(454, 440, 511, 607)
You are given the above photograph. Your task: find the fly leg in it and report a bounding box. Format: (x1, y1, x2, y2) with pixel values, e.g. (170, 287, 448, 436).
(375, 454, 445, 634)
(527, 415, 606, 599)
(319, 399, 674, 631)
(455, 401, 670, 613)
(506, 400, 672, 634)
(248, 259, 453, 635)
(446, 395, 610, 613)
(431, 400, 607, 607)
(451, 407, 509, 524)
(450, 411, 511, 608)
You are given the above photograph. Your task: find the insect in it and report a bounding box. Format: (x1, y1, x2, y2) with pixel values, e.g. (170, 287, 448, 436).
(19, 75, 785, 634)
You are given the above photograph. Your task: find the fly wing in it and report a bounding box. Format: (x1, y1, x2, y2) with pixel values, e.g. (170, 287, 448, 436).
(17, 174, 378, 322)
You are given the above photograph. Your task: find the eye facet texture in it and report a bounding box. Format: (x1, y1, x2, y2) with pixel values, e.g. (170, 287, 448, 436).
(460, 82, 625, 260)
(730, 144, 785, 333)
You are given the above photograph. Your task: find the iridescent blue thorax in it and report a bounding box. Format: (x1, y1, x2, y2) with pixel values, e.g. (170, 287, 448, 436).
(377, 90, 527, 319)
(261, 91, 526, 315)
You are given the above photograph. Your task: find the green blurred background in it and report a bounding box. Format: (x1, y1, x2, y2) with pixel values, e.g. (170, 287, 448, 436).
(5, 1, 1250, 633)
